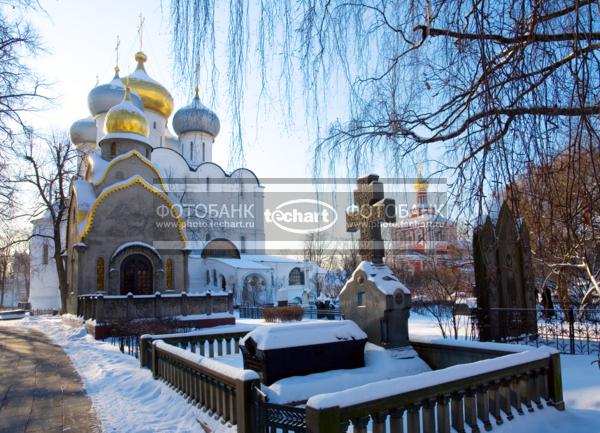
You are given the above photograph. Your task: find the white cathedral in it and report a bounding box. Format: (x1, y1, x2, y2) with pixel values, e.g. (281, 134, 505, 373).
(29, 50, 322, 312)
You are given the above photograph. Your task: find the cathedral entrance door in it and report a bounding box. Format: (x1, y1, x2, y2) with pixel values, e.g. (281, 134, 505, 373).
(121, 254, 153, 295)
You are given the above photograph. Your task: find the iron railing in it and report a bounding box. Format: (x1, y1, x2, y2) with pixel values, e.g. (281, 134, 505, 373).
(238, 305, 343, 321)
(475, 307, 600, 356)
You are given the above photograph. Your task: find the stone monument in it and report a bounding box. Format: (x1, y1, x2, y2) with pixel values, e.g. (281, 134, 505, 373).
(473, 201, 537, 341)
(339, 174, 411, 348)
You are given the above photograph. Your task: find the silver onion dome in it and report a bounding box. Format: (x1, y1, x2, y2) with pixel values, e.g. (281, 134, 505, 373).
(87, 67, 144, 117)
(172, 89, 220, 137)
(69, 116, 97, 145)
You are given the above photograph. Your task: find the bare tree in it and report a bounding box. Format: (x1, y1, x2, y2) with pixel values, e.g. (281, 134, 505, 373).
(0, 242, 10, 307)
(412, 252, 474, 339)
(170, 1, 599, 213)
(0, 1, 47, 217)
(303, 232, 337, 295)
(13, 130, 76, 313)
(0, 220, 28, 307)
(506, 144, 600, 310)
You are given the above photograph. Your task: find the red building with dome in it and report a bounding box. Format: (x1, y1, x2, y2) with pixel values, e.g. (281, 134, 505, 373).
(388, 176, 468, 276)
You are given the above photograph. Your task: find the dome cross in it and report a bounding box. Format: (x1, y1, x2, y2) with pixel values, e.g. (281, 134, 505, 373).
(137, 13, 145, 51)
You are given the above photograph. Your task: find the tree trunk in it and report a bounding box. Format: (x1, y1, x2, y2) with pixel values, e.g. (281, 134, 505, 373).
(53, 225, 69, 314)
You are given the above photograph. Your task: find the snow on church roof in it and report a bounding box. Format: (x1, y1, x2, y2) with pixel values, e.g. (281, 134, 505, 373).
(88, 150, 167, 191)
(241, 320, 367, 351)
(111, 241, 161, 260)
(73, 180, 96, 212)
(207, 257, 271, 270)
(241, 254, 307, 265)
(87, 152, 109, 184)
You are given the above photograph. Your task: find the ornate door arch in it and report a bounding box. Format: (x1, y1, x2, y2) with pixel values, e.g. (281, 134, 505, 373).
(120, 254, 153, 295)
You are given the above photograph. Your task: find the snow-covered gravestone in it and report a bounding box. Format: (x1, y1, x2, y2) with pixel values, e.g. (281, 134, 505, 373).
(340, 262, 411, 347)
(340, 174, 411, 348)
(240, 321, 368, 385)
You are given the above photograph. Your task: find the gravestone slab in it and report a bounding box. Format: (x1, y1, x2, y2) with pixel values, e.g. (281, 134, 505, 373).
(473, 201, 537, 341)
(240, 321, 367, 385)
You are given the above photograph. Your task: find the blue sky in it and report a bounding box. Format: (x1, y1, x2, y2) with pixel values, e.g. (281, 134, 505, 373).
(25, 0, 328, 179)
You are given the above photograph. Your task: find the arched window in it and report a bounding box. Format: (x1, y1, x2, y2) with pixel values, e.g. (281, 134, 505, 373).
(110, 142, 116, 158)
(206, 270, 210, 285)
(190, 142, 195, 161)
(202, 142, 206, 161)
(42, 243, 49, 265)
(96, 257, 105, 291)
(153, 121, 157, 129)
(212, 269, 217, 286)
(166, 258, 174, 290)
(289, 267, 304, 286)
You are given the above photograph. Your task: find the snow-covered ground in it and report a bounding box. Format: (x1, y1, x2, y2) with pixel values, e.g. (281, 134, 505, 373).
(409, 311, 600, 433)
(0, 316, 235, 433)
(1, 313, 600, 433)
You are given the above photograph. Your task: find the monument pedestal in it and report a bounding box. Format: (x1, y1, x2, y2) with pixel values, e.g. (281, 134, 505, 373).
(340, 261, 411, 348)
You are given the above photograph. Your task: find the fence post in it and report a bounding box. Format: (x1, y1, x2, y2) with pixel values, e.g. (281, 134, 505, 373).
(154, 292, 162, 318)
(567, 307, 575, 355)
(207, 293, 213, 316)
(126, 293, 134, 321)
(235, 377, 259, 433)
(96, 294, 104, 322)
(181, 291, 188, 316)
(151, 340, 161, 379)
(139, 335, 150, 369)
(306, 405, 342, 433)
(548, 353, 565, 410)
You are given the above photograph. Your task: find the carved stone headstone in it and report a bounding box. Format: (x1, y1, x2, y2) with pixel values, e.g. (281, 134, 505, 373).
(340, 174, 411, 348)
(473, 202, 537, 341)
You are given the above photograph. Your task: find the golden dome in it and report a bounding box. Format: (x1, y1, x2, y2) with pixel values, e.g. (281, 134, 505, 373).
(122, 51, 174, 118)
(414, 174, 429, 193)
(104, 87, 149, 137)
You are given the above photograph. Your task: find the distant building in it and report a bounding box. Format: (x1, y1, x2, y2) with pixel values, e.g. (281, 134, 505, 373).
(29, 213, 61, 310)
(389, 175, 468, 276)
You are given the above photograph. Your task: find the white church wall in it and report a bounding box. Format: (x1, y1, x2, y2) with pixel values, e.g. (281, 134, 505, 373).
(187, 254, 205, 293)
(94, 113, 107, 143)
(145, 110, 168, 148)
(180, 131, 214, 165)
(29, 218, 61, 310)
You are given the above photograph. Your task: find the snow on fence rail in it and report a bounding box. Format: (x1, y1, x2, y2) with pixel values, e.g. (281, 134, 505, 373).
(139, 326, 253, 368)
(148, 339, 259, 433)
(304, 343, 564, 433)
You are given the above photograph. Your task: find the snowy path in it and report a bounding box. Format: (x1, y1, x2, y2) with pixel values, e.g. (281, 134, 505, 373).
(0, 317, 234, 433)
(0, 326, 99, 433)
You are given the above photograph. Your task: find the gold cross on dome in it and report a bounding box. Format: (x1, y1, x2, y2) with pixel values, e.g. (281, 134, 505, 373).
(137, 13, 145, 51)
(346, 174, 396, 264)
(115, 35, 120, 68)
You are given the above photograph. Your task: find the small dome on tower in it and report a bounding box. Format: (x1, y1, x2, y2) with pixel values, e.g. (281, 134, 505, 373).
(70, 116, 96, 145)
(104, 87, 149, 137)
(123, 52, 174, 118)
(414, 174, 429, 193)
(87, 67, 144, 117)
(173, 88, 220, 137)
